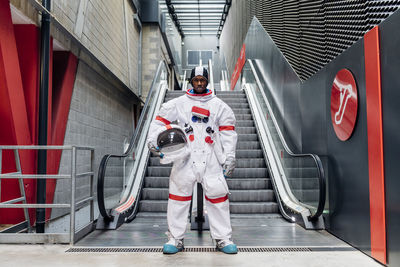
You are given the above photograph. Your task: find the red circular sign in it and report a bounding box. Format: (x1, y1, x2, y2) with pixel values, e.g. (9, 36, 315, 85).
(330, 69, 358, 141)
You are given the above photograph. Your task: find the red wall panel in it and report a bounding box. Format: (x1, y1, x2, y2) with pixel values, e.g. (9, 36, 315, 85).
(364, 26, 387, 264)
(0, 1, 37, 224)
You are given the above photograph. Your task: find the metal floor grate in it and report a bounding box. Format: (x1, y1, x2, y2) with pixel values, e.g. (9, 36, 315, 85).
(66, 247, 312, 253)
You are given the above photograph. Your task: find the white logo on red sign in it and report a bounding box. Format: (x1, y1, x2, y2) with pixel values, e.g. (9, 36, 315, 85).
(330, 69, 358, 141)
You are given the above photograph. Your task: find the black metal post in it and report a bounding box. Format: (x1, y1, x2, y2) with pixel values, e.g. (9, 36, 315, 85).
(195, 183, 204, 233)
(36, 0, 51, 233)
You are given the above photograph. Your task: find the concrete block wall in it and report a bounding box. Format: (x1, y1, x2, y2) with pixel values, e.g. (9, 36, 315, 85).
(52, 0, 132, 89)
(52, 61, 135, 219)
(141, 24, 163, 99)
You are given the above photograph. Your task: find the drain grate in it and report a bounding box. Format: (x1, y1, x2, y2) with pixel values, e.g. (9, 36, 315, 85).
(66, 247, 312, 253)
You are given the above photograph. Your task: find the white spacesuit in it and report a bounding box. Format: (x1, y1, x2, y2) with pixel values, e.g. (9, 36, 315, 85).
(147, 68, 238, 254)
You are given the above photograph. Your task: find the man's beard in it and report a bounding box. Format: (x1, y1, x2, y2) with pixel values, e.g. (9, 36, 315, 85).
(193, 86, 206, 94)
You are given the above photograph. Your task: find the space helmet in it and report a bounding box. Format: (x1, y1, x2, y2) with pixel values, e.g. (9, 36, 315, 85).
(156, 124, 189, 164)
(190, 66, 209, 87)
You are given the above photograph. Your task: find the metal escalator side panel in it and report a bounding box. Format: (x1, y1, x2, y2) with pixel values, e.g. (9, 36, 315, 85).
(115, 83, 169, 214)
(243, 84, 307, 218)
(243, 59, 326, 229)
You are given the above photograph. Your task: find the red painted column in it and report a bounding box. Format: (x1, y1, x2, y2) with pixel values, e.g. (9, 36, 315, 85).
(364, 26, 386, 264)
(46, 51, 78, 220)
(0, 1, 37, 224)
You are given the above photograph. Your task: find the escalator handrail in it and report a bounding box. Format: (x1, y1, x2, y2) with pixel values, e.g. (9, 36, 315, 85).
(97, 60, 167, 222)
(247, 59, 326, 221)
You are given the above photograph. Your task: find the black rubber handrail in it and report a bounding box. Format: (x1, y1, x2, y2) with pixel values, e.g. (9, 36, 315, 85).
(97, 61, 167, 222)
(247, 59, 326, 221)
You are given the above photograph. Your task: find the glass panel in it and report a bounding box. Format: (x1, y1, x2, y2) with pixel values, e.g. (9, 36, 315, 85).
(201, 50, 213, 63)
(101, 62, 168, 212)
(188, 50, 200, 65)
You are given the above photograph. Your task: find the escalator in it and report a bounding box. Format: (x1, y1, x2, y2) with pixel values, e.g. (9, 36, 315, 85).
(94, 58, 325, 233)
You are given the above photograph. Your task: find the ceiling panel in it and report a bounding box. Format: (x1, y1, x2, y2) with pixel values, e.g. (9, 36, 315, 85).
(160, 0, 228, 36)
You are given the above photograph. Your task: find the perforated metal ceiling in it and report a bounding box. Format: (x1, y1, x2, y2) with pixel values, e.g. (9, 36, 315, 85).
(246, 0, 400, 80)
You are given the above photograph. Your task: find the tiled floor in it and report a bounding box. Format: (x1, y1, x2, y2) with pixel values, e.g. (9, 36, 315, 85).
(0, 215, 383, 267)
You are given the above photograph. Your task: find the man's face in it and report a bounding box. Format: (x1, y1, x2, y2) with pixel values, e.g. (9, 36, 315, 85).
(192, 76, 207, 94)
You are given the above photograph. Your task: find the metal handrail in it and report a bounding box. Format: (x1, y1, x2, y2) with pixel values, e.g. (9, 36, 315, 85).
(208, 59, 214, 93)
(247, 59, 326, 221)
(97, 61, 167, 222)
(0, 145, 95, 244)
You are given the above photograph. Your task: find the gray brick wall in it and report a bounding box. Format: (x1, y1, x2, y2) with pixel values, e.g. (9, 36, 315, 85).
(50, 0, 135, 91)
(141, 24, 162, 99)
(51, 61, 135, 219)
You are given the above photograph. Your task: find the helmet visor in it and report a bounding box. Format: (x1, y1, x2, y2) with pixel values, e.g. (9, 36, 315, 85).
(157, 128, 187, 153)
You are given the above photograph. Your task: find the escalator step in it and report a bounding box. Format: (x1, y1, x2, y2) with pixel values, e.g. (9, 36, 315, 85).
(229, 202, 279, 214)
(142, 188, 169, 200)
(230, 168, 269, 178)
(141, 188, 276, 202)
(138, 201, 280, 214)
(143, 177, 273, 190)
(148, 157, 266, 168)
(232, 108, 252, 114)
(236, 127, 257, 134)
(226, 178, 272, 190)
(237, 141, 261, 149)
(234, 114, 253, 120)
(144, 176, 169, 188)
(151, 150, 265, 161)
(235, 150, 264, 158)
(238, 134, 258, 141)
(229, 189, 275, 202)
(139, 200, 168, 212)
(146, 167, 268, 178)
(225, 103, 250, 109)
(236, 121, 255, 127)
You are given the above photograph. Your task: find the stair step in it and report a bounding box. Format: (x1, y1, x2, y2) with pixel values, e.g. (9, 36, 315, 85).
(148, 157, 265, 168)
(144, 176, 170, 188)
(232, 108, 251, 114)
(227, 178, 271, 190)
(229, 189, 275, 202)
(237, 141, 261, 149)
(142, 188, 169, 200)
(235, 114, 253, 120)
(215, 98, 248, 103)
(139, 200, 168, 212)
(143, 177, 272, 190)
(231, 168, 269, 178)
(226, 103, 249, 109)
(216, 91, 245, 95)
(142, 188, 276, 202)
(236, 121, 255, 127)
(136, 212, 167, 218)
(238, 134, 258, 141)
(236, 127, 257, 134)
(229, 202, 279, 214)
(236, 150, 264, 158)
(146, 166, 268, 178)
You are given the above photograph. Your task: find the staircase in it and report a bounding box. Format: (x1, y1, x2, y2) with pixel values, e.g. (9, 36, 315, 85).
(138, 90, 279, 217)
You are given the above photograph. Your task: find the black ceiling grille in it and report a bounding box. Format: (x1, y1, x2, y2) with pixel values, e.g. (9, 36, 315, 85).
(247, 0, 400, 81)
(65, 247, 314, 253)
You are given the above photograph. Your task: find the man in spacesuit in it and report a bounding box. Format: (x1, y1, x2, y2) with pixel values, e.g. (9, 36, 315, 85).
(147, 66, 238, 254)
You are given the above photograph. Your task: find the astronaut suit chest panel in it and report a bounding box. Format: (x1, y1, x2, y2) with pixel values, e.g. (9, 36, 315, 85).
(174, 95, 220, 175)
